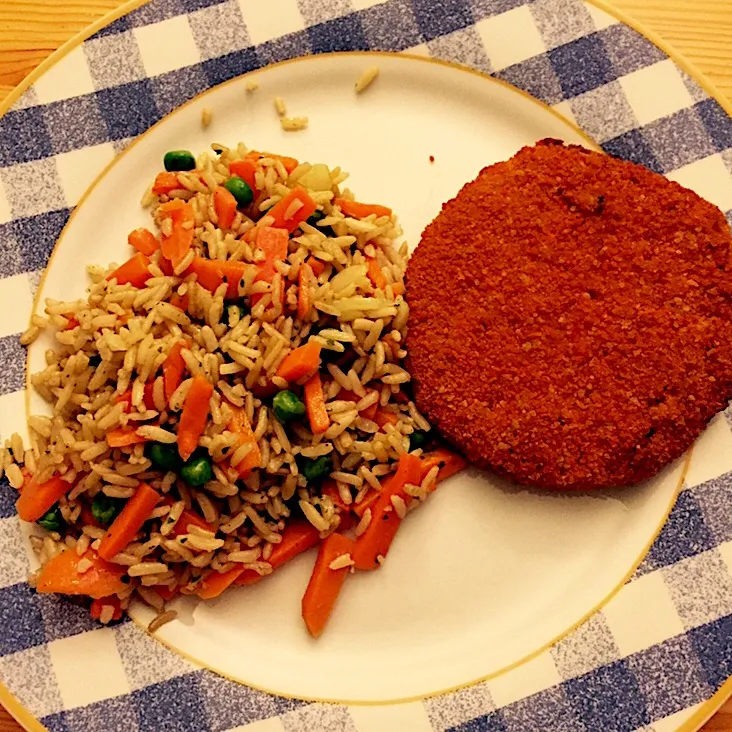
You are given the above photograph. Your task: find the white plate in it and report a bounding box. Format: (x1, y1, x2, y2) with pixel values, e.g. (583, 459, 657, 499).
(28, 52, 688, 703)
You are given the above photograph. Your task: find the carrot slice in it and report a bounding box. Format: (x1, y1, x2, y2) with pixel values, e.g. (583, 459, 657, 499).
(155, 584, 179, 602)
(98, 483, 159, 561)
(352, 489, 379, 519)
(420, 448, 467, 483)
(152, 171, 180, 195)
(128, 227, 159, 256)
(228, 159, 258, 195)
(276, 341, 321, 382)
(373, 408, 399, 430)
(106, 428, 147, 448)
(236, 519, 320, 585)
(351, 453, 422, 570)
(297, 263, 313, 321)
(302, 532, 354, 638)
(177, 373, 213, 461)
(321, 480, 351, 512)
(213, 186, 237, 230)
(307, 256, 326, 277)
(366, 256, 388, 290)
(90, 595, 123, 622)
(392, 282, 405, 296)
(338, 388, 378, 421)
(246, 151, 299, 174)
(169, 291, 190, 311)
(163, 340, 188, 403)
(159, 199, 194, 268)
(267, 187, 317, 232)
(106, 252, 151, 288)
(227, 405, 261, 478)
(335, 198, 392, 219)
(197, 565, 245, 600)
(304, 371, 329, 434)
(160, 495, 215, 537)
(36, 549, 127, 599)
(185, 256, 254, 299)
(16, 475, 72, 523)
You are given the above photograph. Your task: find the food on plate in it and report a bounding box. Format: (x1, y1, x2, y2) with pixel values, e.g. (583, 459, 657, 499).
(7, 143, 464, 637)
(407, 138, 732, 491)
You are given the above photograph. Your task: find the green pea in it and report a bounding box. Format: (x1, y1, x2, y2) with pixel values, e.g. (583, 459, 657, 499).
(163, 150, 196, 172)
(224, 176, 254, 207)
(91, 493, 126, 527)
(146, 442, 182, 472)
(300, 455, 332, 484)
(180, 456, 213, 486)
(273, 390, 306, 424)
(38, 504, 64, 532)
(409, 430, 431, 452)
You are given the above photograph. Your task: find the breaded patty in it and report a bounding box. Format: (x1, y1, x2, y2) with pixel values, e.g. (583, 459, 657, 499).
(406, 139, 732, 490)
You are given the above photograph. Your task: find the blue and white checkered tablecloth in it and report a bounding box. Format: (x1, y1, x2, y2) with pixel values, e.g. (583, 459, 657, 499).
(0, 0, 731, 730)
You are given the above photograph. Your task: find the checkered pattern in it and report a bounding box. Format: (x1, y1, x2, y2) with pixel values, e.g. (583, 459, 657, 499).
(0, 0, 731, 729)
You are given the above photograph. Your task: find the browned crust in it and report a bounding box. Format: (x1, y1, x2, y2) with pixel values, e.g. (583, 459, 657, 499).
(406, 139, 732, 490)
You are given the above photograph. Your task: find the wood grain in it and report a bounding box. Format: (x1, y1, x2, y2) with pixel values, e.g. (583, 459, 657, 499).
(0, 1, 730, 730)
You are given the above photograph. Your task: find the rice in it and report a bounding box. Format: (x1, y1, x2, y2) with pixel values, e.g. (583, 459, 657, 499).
(274, 96, 287, 117)
(201, 107, 213, 129)
(11, 138, 436, 631)
(148, 609, 177, 633)
(281, 116, 308, 132)
(329, 553, 354, 570)
(355, 66, 379, 93)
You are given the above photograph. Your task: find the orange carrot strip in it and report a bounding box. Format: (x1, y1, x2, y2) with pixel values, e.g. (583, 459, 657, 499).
(16, 475, 72, 523)
(128, 227, 159, 256)
(420, 448, 467, 483)
(236, 519, 320, 585)
(177, 374, 213, 461)
(64, 316, 80, 331)
(373, 408, 399, 430)
(297, 263, 313, 321)
(352, 489, 379, 519)
(267, 187, 317, 232)
(338, 388, 378, 421)
(246, 151, 299, 174)
(302, 532, 354, 638)
(106, 252, 151, 288)
(155, 584, 179, 601)
(227, 405, 261, 478)
(163, 340, 188, 403)
(36, 549, 127, 599)
(351, 453, 422, 570)
(228, 159, 258, 195)
(392, 282, 405, 296)
(321, 479, 351, 512)
(90, 595, 123, 622)
(366, 256, 388, 290)
(304, 371, 329, 434)
(152, 171, 180, 195)
(160, 496, 215, 537)
(307, 256, 326, 277)
(80, 505, 102, 529)
(276, 341, 321, 382)
(213, 186, 237, 230)
(106, 428, 147, 448)
(169, 291, 190, 311)
(197, 566, 245, 600)
(251, 226, 289, 306)
(185, 257, 254, 299)
(98, 483, 159, 561)
(335, 198, 392, 220)
(159, 199, 194, 268)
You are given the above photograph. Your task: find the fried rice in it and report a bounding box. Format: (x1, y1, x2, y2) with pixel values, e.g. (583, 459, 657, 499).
(4, 141, 438, 630)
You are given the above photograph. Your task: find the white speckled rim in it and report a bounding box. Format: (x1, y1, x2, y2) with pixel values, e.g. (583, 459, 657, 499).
(0, 0, 730, 730)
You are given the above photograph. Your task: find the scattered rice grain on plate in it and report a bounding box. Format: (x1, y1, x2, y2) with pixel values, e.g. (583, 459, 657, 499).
(280, 116, 308, 132)
(201, 107, 213, 128)
(355, 66, 379, 93)
(245, 80, 259, 92)
(148, 609, 178, 633)
(274, 96, 287, 117)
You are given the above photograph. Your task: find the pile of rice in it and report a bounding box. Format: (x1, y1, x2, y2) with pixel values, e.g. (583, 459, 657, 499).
(3, 141, 431, 625)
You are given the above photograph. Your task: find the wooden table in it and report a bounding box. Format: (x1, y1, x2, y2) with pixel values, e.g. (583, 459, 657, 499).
(0, 0, 730, 729)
